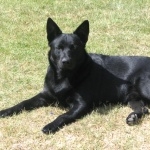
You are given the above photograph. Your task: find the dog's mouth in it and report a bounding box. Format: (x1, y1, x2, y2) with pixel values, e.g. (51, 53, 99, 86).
(61, 63, 74, 70)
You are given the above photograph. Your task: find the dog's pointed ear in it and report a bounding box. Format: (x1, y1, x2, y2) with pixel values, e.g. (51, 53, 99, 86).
(46, 18, 62, 44)
(73, 20, 89, 45)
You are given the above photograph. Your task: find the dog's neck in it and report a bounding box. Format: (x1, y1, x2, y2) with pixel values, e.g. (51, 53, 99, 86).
(69, 53, 93, 87)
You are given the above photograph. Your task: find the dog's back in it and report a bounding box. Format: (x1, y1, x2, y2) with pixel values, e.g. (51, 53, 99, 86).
(90, 53, 150, 80)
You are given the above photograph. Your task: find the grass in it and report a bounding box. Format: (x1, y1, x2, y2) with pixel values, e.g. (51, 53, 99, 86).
(0, 0, 150, 149)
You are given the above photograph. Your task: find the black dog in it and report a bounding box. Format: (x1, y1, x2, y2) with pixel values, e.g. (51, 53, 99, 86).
(0, 18, 150, 134)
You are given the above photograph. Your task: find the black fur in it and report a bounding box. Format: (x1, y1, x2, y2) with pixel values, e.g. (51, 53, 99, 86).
(0, 18, 150, 134)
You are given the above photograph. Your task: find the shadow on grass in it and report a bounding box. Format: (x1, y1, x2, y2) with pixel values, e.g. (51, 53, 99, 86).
(94, 103, 124, 115)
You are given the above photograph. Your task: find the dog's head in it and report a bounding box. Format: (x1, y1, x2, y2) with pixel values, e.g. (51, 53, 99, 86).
(46, 18, 89, 71)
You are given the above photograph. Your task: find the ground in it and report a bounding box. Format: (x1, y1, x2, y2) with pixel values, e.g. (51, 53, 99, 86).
(0, 0, 150, 149)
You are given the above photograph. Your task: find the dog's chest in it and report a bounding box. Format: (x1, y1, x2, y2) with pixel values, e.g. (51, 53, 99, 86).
(49, 77, 72, 99)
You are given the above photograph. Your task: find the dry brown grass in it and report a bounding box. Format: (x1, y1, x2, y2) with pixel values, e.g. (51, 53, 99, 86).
(1, 106, 150, 149)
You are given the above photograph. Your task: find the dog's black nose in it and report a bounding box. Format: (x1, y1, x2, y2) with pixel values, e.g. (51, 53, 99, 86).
(62, 58, 70, 65)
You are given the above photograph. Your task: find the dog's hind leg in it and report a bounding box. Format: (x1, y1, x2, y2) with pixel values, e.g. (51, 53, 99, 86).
(126, 89, 149, 125)
(0, 92, 54, 117)
(126, 100, 149, 125)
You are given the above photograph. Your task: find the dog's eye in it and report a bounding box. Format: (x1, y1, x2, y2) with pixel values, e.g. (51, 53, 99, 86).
(57, 45, 64, 50)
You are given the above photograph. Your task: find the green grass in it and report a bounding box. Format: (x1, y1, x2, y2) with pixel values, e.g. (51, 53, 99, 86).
(0, 0, 150, 149)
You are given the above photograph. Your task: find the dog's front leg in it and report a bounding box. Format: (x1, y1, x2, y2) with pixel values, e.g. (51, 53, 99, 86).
(0, 92, 53, 117)
(42, 93, 90, 134)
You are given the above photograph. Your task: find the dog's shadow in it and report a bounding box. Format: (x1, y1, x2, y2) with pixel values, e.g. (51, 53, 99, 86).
(94, 103, 122, 115)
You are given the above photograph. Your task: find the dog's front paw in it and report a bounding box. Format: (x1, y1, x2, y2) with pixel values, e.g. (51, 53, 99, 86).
(0, 109, 13, 118)
(126, 112, 141, 125)
(42, 123, 59, 134)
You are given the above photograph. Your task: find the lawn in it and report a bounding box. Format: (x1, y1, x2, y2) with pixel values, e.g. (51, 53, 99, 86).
(0, 0, 150, 149)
